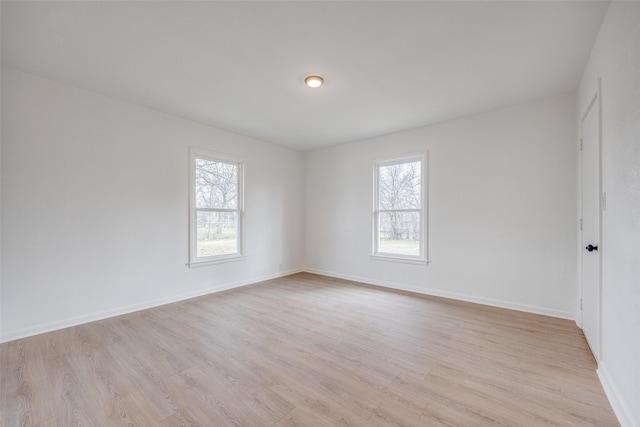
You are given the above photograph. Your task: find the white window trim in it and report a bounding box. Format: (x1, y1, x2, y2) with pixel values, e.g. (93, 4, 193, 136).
(188, 147, 245, 268)
(371, 153, 429, 264)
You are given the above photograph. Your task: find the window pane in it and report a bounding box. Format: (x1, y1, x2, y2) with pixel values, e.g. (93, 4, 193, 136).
(196, 211, 238, 257)
(378, 211, 420, 256)
(379, 161, 421, 210)
(195, 158, 238, 209)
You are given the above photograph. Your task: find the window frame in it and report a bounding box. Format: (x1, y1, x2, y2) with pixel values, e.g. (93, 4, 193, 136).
(188, 147, 245, 267)
(371, 153, 429, 265)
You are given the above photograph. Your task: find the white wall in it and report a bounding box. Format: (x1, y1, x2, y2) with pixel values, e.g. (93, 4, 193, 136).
(578, 3, 640, 426)
(0, 68, 304, 342)
(0, 14, 3, 340)
(305, 93, 578, 319)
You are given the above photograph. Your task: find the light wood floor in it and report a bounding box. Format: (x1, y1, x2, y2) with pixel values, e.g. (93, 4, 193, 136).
(1, 273, 619, 426)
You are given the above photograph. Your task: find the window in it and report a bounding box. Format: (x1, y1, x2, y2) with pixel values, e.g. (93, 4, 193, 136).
(189, 148, 244, 266)
(373, 155, 427, 263)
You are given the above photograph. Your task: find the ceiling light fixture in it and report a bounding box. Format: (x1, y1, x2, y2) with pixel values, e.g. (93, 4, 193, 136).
(305, 75, 324, 88)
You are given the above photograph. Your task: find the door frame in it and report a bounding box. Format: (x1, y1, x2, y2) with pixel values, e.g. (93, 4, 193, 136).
(577, 77, 603, 362)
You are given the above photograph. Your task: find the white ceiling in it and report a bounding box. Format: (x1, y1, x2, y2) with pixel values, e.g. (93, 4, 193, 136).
(1, 1, 609, 151)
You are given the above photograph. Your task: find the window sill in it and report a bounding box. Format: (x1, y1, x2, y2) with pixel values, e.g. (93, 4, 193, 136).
(370, 254, 430, 266)
(187, 254, 247, 268)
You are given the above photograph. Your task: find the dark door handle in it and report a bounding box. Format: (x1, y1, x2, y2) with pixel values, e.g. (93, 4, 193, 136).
(585, 244, 598, 252)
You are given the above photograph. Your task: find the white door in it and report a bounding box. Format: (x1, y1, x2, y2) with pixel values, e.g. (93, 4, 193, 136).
(580, 91, 601, 361)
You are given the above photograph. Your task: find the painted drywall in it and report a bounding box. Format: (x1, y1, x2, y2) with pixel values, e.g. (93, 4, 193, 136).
(578, 3, 640, 426)
(0, 68, 304, 342)
(305, 93, 578, 319)
(0, 22, 3, 340)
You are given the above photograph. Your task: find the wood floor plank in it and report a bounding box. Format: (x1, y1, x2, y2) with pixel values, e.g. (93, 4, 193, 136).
(165, 366, 268, 426)
(1, 345, 36, 426)
(1, 272, 620, 426)
(115, 390, 168, 426)
(367, 401, 423, 427)
(44, 350, 100, 427)
(381, 373, 432, 416)
(161, 404, 239, 427)
(421, 399, 489, 427)
(267, 375, 370, 427)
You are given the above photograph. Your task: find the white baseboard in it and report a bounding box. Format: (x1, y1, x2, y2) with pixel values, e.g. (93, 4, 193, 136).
(303, 268, 575, 320)
(1, 266, 575, 342)
(598, 364, 638, 427)
(0, 268, 303, 343)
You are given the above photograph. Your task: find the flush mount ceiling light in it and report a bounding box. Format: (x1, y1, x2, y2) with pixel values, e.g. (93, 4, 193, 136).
(304, 75, 324, 88)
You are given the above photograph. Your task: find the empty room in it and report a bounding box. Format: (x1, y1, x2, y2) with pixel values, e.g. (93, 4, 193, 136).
(1, 1, 639, 426)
